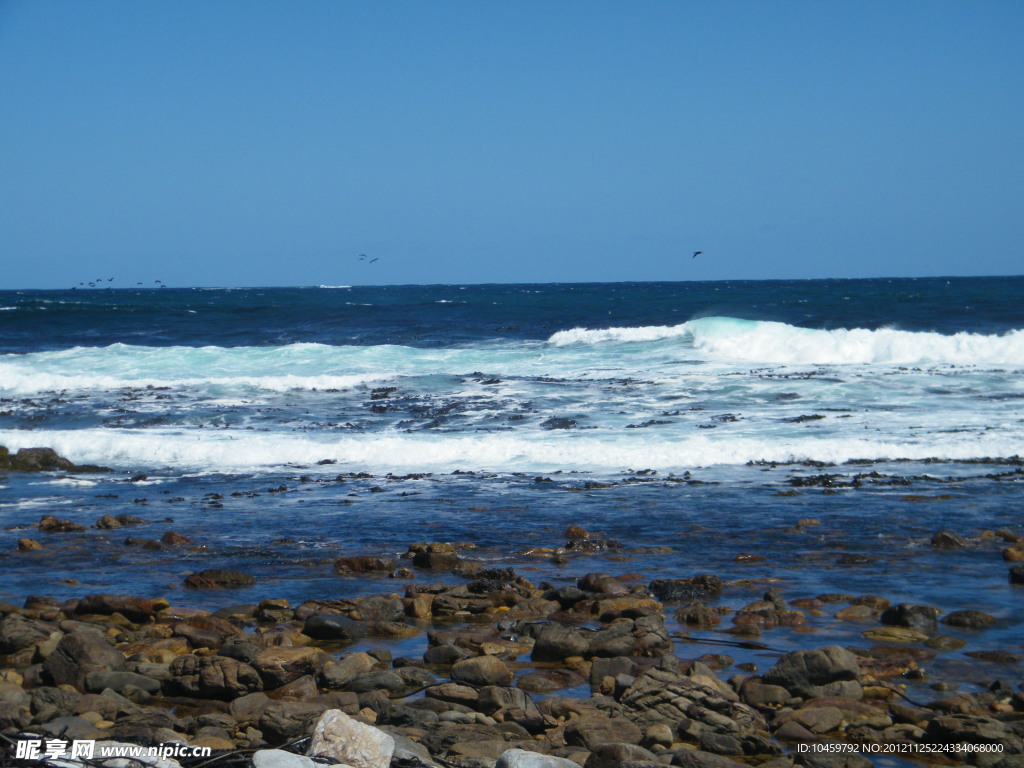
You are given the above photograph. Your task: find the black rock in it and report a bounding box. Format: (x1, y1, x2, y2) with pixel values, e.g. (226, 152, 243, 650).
(303, 613, 368, 641)
(879, 603, 940, 632)
(649, 575, 724, 602)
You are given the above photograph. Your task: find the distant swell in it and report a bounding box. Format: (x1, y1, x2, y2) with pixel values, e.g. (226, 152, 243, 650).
(548, 317, 1024, 365)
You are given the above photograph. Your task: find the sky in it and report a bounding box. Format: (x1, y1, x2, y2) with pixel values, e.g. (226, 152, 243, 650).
(0, 1, 1021, 289)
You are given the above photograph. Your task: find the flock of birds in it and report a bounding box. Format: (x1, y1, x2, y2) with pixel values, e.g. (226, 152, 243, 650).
(68, 251, 704, 289)
(71, 278, 165, 289)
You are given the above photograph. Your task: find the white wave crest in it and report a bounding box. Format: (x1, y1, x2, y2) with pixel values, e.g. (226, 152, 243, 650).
(549, 317, 1024, 366)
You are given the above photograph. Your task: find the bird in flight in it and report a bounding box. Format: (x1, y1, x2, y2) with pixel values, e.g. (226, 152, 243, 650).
(692, 250, 703, 259)
(369, 257, 379, 263)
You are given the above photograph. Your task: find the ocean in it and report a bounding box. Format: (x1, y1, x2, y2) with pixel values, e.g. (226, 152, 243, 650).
(2, 277, 1023, 687)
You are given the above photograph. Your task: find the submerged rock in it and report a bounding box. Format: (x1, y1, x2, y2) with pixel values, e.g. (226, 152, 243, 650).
(183, 568, 257, 588)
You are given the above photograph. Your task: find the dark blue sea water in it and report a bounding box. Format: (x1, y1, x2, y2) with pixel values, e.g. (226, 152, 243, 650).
(2, 277, 1022, 712)
(2, 277, 1023, 352)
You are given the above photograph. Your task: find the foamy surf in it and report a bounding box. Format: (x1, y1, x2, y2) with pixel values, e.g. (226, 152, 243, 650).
(2, 428, 1019, 474)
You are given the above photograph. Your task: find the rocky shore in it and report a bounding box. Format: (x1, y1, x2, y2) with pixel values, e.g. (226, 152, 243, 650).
(2, 541, 1023, 768)
(3, 448, 1023, 767)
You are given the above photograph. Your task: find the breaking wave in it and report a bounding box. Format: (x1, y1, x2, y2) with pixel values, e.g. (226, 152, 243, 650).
(548, 317, 1024, 366)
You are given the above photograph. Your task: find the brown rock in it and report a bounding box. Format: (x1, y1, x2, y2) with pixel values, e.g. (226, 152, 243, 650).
(333, 556, 395, 573)
(271, 674, 318, 701)
(38, 515, 86, 533)
(564, 716, 643, 749)
(252, 646, 329, 689)
(1002, 544, 1024, 562)
(175, 613, 243, 647)
(578, 572, 629, 595)
(424, 682, 480, 708)
(451, 655, 513, 686)
(228, 691, 270, 725)
(160, 531, 193, 546)
(75, 594, 168, 622)
(592, 596, 662, 621)
(675, 602, 722, 627)
(412, 550, 461, 569)
(17, 538, 43, 551)
(320, 652, 376, 689)
(941, 609, 996, 629)
(167, 654, 263, 699)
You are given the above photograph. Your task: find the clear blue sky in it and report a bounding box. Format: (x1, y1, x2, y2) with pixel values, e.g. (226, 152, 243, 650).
(1, 1, 1021, 288)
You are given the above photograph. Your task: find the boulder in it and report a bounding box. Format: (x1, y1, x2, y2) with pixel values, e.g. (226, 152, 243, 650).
(0, 613, 55, 654)
(85, 670, 162, 695)
(354, 595, 404, 623)
(669, 750, 748, 767)
(166, 654, 263, 699)
(259, 701, 327, 743)
(334, 556, 395, 574)
(303, 614, 367, 641)
(565, 716, 643, 749)
(307, 708, 395, 768)
(451, 655, 513, 686)
(251, 750, 319, 768)
(761, 645, 861, 700)
(531, 624, 590, 661)
(649, 575, 723, 602)
(252, 646, 329, 689)
(583, 743, 660, 768)
(879, 603, 940, 632)
(675, 602, 722, 627)
(43, 630, 127, 690)
(38, 515, 87, 533)
(578, 573, 629, 595)
(618, 667, 766, 740)
(4, 446, 108, 473)
(931, 530, 970, 549)
(941, 609, 996, 629)
(320, 652, 376, 689)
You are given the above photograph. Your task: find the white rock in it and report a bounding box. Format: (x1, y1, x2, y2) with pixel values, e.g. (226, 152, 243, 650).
(307, 709, 394, 768)
(252, 751, 354, 768)
(496, 749, 582, 768)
